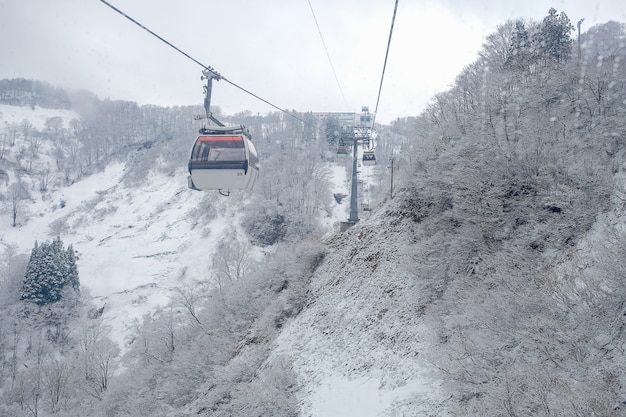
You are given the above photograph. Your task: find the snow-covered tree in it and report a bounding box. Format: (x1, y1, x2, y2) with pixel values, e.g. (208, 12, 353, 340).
(8, 181, 27, 227)
(20, 237, 80, 306)
(505, 20, 533, 71)
(534, 8, 574, 65)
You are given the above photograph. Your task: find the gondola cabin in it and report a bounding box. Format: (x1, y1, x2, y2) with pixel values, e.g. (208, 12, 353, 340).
(187, 126, 259, 192)
(362, 150, 376, 166)
(337, 145, 349, 155)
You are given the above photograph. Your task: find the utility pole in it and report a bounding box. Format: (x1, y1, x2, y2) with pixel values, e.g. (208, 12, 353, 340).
(389, 156, 395, 199)
(577, 19, 584, 59)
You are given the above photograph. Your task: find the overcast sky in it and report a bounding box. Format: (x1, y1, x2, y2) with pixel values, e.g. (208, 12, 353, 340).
(1, 0, 625, 123)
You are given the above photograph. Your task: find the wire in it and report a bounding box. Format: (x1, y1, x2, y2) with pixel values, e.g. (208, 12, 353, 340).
(98, 0, 307, 124)
(307, 0, 350, 110)
(372, 0, 399, 128)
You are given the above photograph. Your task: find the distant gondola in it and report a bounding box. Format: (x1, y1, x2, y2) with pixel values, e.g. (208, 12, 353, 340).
(187, 125, 259, 193)
(362, 150, 376, 166)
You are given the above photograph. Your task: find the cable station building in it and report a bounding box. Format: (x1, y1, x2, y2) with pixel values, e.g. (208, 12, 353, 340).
(311, 112, 357, 128)
(312, 109, 373, 128)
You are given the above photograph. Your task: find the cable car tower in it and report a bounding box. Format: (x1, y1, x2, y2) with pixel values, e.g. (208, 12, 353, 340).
(346, 106, 374, 223)
(187, 68, 259, 195)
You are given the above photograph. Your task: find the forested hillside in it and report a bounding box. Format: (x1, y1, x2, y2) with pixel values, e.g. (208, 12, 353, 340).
(0, 76, 393, 415)
(271, 14, 626, 416)
(0, 10, 625, 417)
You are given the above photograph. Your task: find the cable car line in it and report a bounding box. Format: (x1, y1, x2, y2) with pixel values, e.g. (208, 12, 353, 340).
(307, 0, 350, 111)
(371, 0, 399, 128)
(98, 0, 307, 124)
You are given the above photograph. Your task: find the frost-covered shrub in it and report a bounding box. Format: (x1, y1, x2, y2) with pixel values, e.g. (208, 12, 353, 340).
(242, 203, 287, 246)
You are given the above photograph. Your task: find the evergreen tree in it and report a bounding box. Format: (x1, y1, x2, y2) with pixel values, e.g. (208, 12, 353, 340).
(325, 116, 341, 146)
(21, 237, 80, 305)
(65, 244, 80, 291)
(534, 8, 574, 64)
(505, 20, 533, 71)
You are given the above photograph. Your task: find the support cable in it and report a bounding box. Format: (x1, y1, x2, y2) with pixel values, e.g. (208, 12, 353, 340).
(371, 0, 399, 127)
(98, 0, 307, 124)
(307, 0, 350, 110)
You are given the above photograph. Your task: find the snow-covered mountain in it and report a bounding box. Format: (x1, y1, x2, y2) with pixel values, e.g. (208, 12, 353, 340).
(2, 94, 625, 414)
(1, 103, 352, 350)
(268, 175, 626, 416)
(2, 95, 626, 415)
(3, 16, 626, 415)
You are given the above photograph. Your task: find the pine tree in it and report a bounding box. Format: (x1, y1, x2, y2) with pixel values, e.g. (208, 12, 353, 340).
(325, 116, 341, 146)
(65, 244, 80, 291)
(21, 237, 80, 305)
(534, 8, 574, 65)
(505, 20, 533, 71)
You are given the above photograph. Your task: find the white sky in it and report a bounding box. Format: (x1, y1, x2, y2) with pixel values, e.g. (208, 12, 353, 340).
(1, 0, 625, 123)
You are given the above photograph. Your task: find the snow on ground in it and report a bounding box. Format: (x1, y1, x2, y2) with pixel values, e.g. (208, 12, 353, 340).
(1, 159, 248, 348)
(272, 206, 447, 416)
(0, 103, 364, 351)
(324, 162, 350, 228)
(322, 148, 378, 229)
(273, 153, 435, 417)
(3, 104, 420, 405)
(0, 104, 79, 130)
(1, 164, 129, 255)
(310, 375, 434, 417)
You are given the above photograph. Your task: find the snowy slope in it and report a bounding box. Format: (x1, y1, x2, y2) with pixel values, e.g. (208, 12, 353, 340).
(2, 101, 624, 415)
(0, 104, 252, 347)
(0, 103, 79, 130)
(1, 157, 255, 347)
(3, 103, 439, 413)
(267, 162, 626, 416)
(0, 104, 354, 350)
(272, 198, 449, 416)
